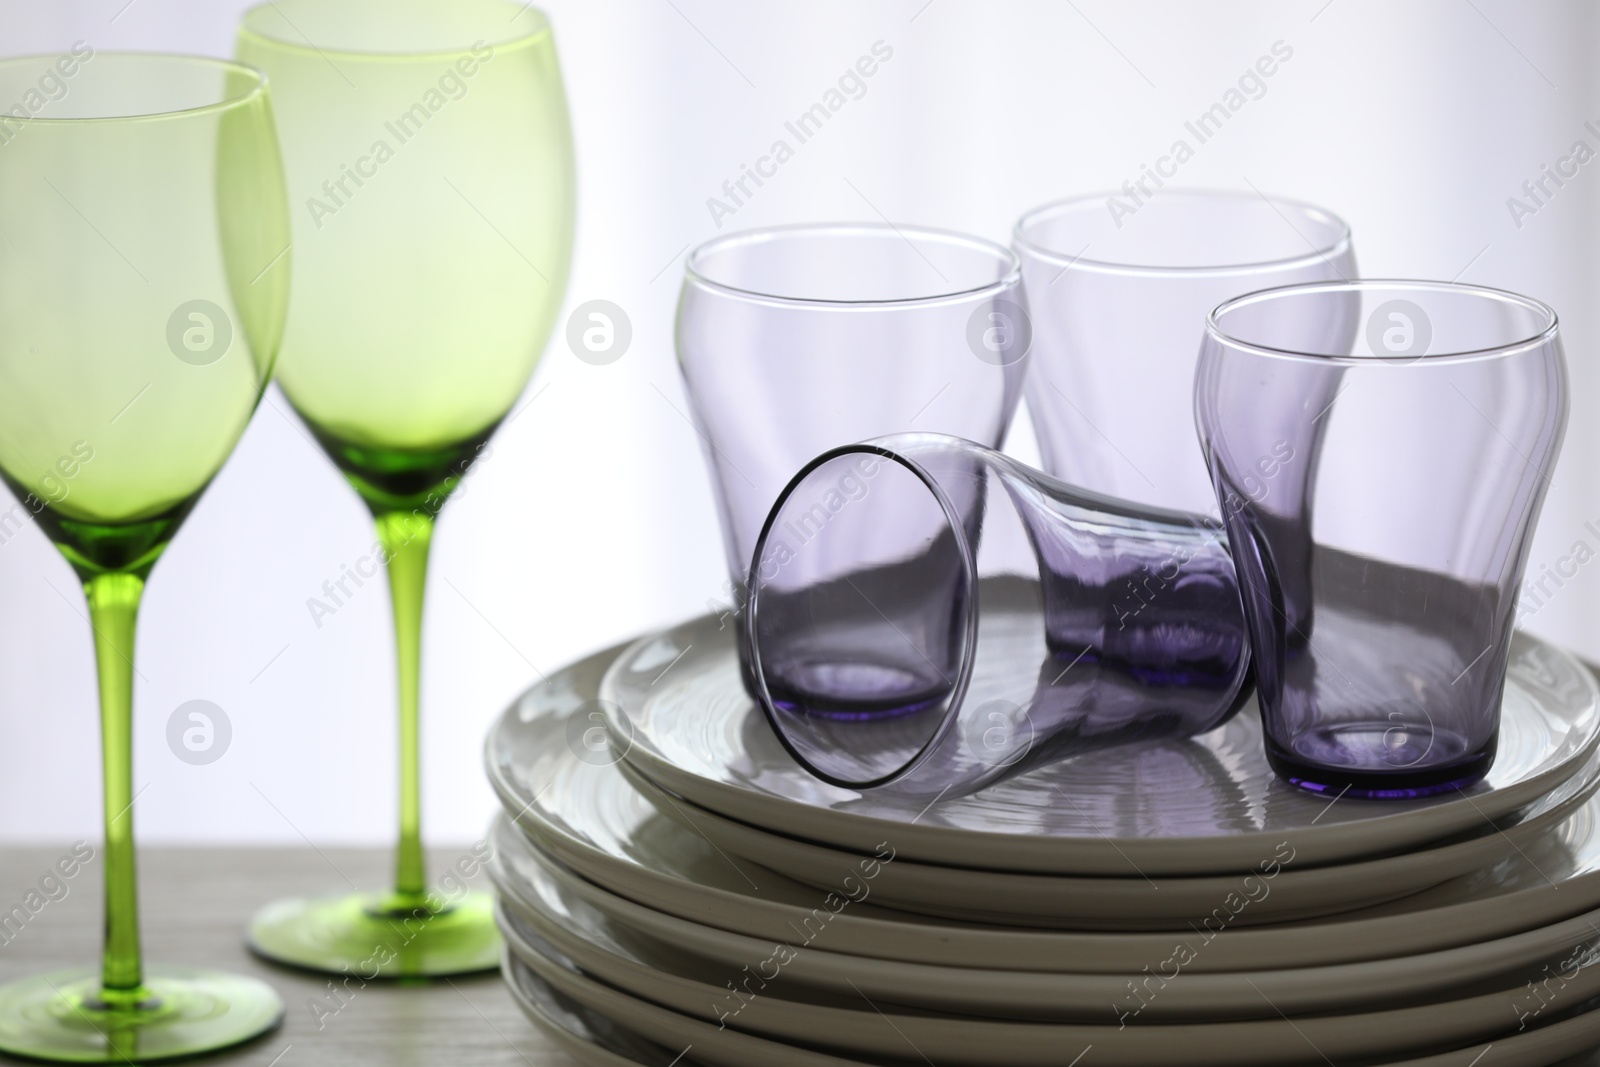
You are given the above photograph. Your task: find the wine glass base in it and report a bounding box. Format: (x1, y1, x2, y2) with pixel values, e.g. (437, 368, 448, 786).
(247, 890, 500, 978)
(0, 966, 282, 1064)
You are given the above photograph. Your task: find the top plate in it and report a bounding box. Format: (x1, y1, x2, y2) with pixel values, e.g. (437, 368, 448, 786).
(600, 600, 1600, 876)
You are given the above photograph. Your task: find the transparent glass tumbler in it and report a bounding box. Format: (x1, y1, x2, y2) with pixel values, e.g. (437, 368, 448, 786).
(1196, 281, 1567, 797)
(1015, 190, 1355, 516)
(746, 433, 1251, 792)
(676, 225, 1029, 647)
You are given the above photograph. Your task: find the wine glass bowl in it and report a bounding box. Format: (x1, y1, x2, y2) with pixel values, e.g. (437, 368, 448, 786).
(0, 53, 289, 576)
(0, 52, 288, 1063)
(238, 0, 574, 513)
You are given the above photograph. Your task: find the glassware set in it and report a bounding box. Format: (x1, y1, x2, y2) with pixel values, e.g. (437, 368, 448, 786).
(0, 0, 572, 1060)
(0, 2, 1574, 1063)
(695, 202, 1568, 804)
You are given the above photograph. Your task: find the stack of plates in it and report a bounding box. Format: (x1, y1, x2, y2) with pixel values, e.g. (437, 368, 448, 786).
(486, 605, 1600, 1067)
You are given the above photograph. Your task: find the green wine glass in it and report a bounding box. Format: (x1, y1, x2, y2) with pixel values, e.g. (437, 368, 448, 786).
(236, 0, 575, 977)
(0, 53, 289, 1062)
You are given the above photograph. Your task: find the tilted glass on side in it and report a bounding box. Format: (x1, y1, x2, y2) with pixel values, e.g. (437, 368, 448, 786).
(745, 433, 1252, 794)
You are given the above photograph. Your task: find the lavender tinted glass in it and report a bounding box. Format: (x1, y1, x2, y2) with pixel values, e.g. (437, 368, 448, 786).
(746, 433, 1251, 792)
(676, 224, 1028, 641)
(1015, 190, 1355, 516)
(1196, 281, 1567, 797)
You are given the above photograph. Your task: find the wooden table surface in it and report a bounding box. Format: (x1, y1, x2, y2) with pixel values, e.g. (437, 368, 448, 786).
(3, 843, 1600, 1067)
(0, 846, 571, 1067)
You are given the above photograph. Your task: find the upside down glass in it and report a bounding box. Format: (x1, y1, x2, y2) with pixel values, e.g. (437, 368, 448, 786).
(0, 54, 288, 1062)
(238, 0, 574, 975)
(676, 224, 1029, 661)
(746, 433, 1252, 792)
(1196, 281, 1567, 797)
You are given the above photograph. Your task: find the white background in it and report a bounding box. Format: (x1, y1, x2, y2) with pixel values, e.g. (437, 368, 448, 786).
(0, 0, 1595, 844)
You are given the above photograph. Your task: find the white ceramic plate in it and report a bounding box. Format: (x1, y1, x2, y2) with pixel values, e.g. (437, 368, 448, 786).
(488, 811, 1600, 1023)
(599, 595, 1600, 877)
(621, 753, 1600, 928)
(500, 900, 1600, 1067)
(483, 641, 1600, 970)
(501, 945, 695, 1067)
(503, 950, 1600, 1067)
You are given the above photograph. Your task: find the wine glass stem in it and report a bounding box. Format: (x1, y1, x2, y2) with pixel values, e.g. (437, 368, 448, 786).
(376, 510, 434, 906)
(85, 572, 146, 1001)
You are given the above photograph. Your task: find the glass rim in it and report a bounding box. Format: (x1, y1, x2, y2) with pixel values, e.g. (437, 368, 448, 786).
(0, 52, 267, 124)
(1206, 279, 1560, 366)
(236, 0, 552, 61)
(744, 439, 978, 790)
(685, 223, 1022, 309)
(1013, 188, 1353, 278)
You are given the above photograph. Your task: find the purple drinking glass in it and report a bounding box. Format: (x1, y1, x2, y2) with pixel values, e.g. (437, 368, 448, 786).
(676, 224, 1029, 678)
(1016, 191, 1356, 644)
(745, 432, 1251, 792)
(1196, 281, 1567, 797)
(1015, 189, 1356, 516)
